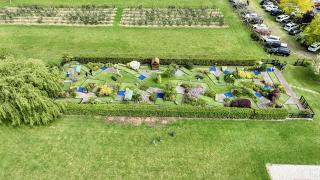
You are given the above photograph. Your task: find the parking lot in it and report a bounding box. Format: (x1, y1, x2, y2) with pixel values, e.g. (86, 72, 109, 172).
(250, 0, 318, 59)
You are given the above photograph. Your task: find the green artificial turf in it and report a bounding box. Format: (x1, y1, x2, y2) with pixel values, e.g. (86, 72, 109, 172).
(268, 72, 281, 84)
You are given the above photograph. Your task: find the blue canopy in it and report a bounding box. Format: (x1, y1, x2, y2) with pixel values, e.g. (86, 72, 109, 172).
(157, 93, 164, 99)
(100, 66, 108, 71)
(255, 92, 263, 98)
(138, 75, 146, 80)
(209, 67, 216, 71)
(224, 92, 233, 98)
(117, 90, 125, 96)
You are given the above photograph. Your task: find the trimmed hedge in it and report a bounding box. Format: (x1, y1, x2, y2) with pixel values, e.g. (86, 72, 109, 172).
(65, 103, 289, 120)
(61, 56, 259, 66)
(253, 108, 289, 120)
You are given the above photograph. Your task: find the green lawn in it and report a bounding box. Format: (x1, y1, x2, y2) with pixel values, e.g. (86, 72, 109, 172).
(0, 0, 272, 65)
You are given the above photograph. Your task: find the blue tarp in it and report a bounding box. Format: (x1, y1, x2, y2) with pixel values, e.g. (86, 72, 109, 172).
(267, 67, 274, 72)
(254, 70, 261, 75)
(255, 92, 263, 98)
(77, 86, 85, 93)
(100, 66, 108, 71)
(138, 74, 146, 80)
(223, 70, 230, 74)
(117, 90, 125, 96)
(209, 67, 216, 71)
(157, 93, 164, 99)
(264, 85, 272, 89)
(224, 92, 233, 98)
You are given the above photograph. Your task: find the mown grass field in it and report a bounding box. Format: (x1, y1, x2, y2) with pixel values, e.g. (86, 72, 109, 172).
(0, 0, 271, 64)
(1, 65, 320, 179)
(0, 0, 319, 179)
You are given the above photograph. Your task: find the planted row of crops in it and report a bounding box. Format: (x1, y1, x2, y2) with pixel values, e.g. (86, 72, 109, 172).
(121, 7, 225, 28)
(0, 5, 117, 26)
(0, 6, 225, 28)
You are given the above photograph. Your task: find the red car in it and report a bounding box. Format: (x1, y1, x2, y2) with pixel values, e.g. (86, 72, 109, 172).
(254, 28, 272, 36)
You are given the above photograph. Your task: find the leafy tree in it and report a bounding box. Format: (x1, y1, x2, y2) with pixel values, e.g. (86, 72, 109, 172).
(0, 57, 64, 126)
(303, 15, 320, 45)
(279, 0, 314, 17)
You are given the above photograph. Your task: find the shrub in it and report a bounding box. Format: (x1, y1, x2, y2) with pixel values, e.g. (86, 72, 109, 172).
(98, 85, 113, 96)
(65, 103, 289, 120)
(230, 99, 251, 108)
(0, 58, 64, 126)
(204, 90, 216, 98)
(162, 83, 177, 101)
(149, 93, 157, 102)
(224, 73, 236, 83)
(253, 108, 288, 120)
(185, 62, 194, 70)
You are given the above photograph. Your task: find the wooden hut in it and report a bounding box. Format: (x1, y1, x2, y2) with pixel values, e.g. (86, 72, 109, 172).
(151, 57, 160, 70)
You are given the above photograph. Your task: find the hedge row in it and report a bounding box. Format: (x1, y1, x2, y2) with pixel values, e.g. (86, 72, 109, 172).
(61, 56, 259, 66)
(65, 103, 289, 120)
(253, 108, 289, 120)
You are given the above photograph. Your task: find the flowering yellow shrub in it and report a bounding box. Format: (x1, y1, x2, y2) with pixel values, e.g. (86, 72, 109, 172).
(238, 70, 253, 79)
(99, 85, 113, 96)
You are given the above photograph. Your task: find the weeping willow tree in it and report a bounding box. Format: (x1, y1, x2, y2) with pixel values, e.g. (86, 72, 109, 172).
(0, 57, 64, 126)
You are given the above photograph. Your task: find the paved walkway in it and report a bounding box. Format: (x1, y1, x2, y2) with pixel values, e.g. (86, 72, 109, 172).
(267, 164, 320, 180)
(273, 68, 304, 110)
(261, 72, 273, 84)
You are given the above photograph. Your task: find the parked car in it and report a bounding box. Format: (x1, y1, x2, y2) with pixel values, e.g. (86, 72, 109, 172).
(262, 1, 274, 9)
(265, 5, 279, 12)
(270, 8, 282, 16)
(262, 35, 281, 43)
(280, 19, 292, 26)
(276, 15, 290, 22)
(252, 24, 271, 35)
(265, 41, 287, 48)
(288, 27, 301, 35)
(231, 0, 247, 8)
(244, 13, 264, 24)
(266, 47, 291, 56)
(284, 22, 299, 32)
(253, 23, 268, 30)
(308, 43, 320, 52)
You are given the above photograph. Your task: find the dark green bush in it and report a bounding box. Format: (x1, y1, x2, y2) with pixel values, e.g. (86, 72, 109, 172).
(253, 108, 289, 120)
(64, 103, 289, 120)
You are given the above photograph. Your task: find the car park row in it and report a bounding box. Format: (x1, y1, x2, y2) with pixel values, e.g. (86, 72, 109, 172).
(230, 0, 291, 56)
(260, 0, 320, 53)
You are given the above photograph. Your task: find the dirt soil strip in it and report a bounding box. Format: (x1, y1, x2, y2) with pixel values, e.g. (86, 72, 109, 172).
(105, 116, 179, 125)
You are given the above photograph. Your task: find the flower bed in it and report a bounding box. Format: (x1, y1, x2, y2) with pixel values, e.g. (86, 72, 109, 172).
(0, 5, 117, 26)
(120, 7, 225, 28)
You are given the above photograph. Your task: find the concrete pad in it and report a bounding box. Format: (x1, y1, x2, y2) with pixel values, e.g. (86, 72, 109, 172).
(267, 164, 320, 180)
(175, 69, 184, 76)
(215, 94, 226, 103)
